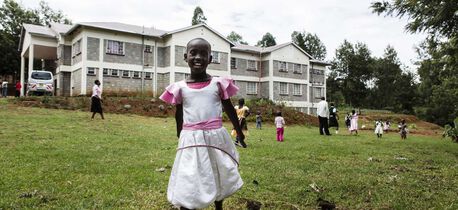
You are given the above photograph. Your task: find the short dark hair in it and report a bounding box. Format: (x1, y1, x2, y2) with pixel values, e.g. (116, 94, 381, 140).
(330, 103, 334, 106)
(276, 111, 282, 116)
(94, 80, 100, 84)
(321, 97, 325, 100)
(186, 38, 211, 52)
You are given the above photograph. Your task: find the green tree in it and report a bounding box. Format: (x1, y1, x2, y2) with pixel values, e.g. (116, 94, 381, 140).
(291, 31, 327, 60)
(372, 0, 458, 125)
(226, 31, 248, 45)
(371, 45, 403, 109)
(191, 6, 207, 25)
(0, 0, 71, 77)
(257, 32, 276, 47)
(329, 40, 374, 107)
(35, 1, 71, 26)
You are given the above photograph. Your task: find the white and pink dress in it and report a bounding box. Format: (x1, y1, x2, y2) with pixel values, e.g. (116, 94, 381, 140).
(349, 113, 358, 131)
(159, 77, 243, 209)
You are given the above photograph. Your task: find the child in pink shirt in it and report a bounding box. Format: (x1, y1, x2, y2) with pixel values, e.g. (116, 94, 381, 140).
(275, 111, 285, 142)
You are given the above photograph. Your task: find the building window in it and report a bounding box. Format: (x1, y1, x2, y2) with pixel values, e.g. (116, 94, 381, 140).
(302, 65, 308, 73)
(279, 61, 288, 72)
(106, 40, 124, 55)
(144, 45, 152, 53)
(133, 71, 140, 78)
(87, 67, 96, 75)
(293, 64, 302, 74)
(145, 72, 152, 79)
(122, 70, 130, 77)
(230, 57, 237, 69)
(111, 69, 119, 76)
(246, 82, 257, 95)
(279, 82, 288, 95)
(292, 84, 302, 95)
(247, 60, 257, 71)
(314, 87, 323, 98)
(211, 51, 220, 63)
(103, 68, 109, 76)
(72, 39, 81, 57)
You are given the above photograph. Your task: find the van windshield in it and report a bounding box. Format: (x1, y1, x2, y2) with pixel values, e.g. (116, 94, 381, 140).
(31, 72, 52, 80)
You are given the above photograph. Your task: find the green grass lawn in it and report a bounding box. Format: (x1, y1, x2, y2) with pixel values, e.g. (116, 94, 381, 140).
(1, 101, 457, 209)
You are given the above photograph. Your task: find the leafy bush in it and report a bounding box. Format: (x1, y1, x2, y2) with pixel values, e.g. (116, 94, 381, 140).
(442, 120, 458, 143)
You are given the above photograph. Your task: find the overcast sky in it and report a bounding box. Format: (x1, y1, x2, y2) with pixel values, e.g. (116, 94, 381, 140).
(19, 0, 426, 70)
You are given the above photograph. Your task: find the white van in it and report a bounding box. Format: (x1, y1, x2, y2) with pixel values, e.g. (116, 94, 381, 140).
(27, 71, 54, 96)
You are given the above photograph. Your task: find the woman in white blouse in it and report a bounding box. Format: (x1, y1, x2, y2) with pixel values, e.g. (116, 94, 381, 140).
(91, 80, 104, 120)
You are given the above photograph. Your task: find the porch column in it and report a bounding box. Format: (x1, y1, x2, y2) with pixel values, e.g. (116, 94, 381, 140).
(20, 56, 25, 96)
(28, 44, 34, 80)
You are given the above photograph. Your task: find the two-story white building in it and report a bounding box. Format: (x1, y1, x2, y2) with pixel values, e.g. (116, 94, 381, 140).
(19, 22, 328, 114)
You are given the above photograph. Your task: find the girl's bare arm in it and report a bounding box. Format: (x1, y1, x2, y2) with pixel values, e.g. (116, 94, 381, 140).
(175, 104, 183, 138)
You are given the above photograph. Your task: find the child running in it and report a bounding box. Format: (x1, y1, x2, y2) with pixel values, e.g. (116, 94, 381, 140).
(159, 38, 246, 210)
(374, 119, 384, 138)
(275, 111, 285, 142)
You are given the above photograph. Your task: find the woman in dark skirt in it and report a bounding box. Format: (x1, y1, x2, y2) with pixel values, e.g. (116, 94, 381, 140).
(328, 103, 339, 134)
(91, 80, 104, 120)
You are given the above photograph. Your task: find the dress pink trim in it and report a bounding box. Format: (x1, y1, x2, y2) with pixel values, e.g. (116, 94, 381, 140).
(182, 117, 223, 130)
(216, 77, 239, 100)
(159, 77, 239, 104)
(159, 82, 183, 105)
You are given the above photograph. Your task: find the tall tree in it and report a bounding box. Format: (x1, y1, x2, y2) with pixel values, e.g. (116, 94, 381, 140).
(291, 31, 327, 60)
(226, 31, 248, 45)
(329, 40, 374, 107)
(371, 45, 403, 109)
(0, 0, 71, 77)
(256, 32, 276, 47)
(191, 6, 207, 25)
(372, 0, 458, 125)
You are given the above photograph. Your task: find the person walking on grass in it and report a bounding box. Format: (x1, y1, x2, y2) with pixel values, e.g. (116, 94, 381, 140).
(316, 97, 331, 135)
(91, 80, 104, 120)
(1, 80, 8, 97)
(255, 111, 262, 129)
(349, 109, 358, 135)
(234, 98, 250, 144)
(384, 120, 391, 133)
(159, 38, 246, 210)
(374, 119, 384, 138)
(399, 119, 408, 140)
(15, 81, 22, 97)
(275, 111, 285, 142)
(328, 103, 339, 134)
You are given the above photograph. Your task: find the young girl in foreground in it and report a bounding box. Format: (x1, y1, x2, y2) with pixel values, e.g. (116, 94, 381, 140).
(159, 38, 247, 210)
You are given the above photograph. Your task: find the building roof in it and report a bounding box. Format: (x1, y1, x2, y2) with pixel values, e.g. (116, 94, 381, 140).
(49, 23, 73, 35)
(23, 24, 56, 38)
(231, 44, 263, 53)
(65, 22, 167, 37)
(162, 24, 234, 46)
(310, 59, 332, 65)
(232, 42, 316, 60)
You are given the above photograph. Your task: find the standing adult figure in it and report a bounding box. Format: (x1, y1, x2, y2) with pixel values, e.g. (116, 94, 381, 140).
(316, 97, 331, 135)
(1, 80, 8, 97)
(91, 80, 104, 120)
(328, 103, 339, 134)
